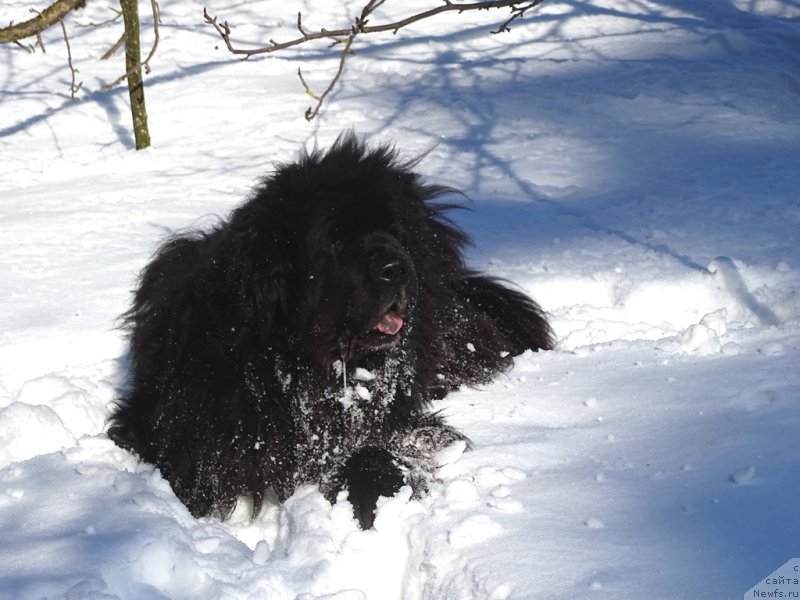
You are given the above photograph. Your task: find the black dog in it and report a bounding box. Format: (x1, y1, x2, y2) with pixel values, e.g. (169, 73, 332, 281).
(108, 134, 553, 528)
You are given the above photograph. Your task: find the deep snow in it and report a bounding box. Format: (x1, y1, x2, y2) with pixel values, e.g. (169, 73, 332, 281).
(1, 0, 799, 598)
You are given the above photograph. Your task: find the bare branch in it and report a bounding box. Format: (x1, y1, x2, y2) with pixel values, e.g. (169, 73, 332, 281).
(205, 0, 546, 120)
(142, 0, 160, 73)
(58, 18, 82, 99)
(204, 0, 544, 59)
(0, 0, 85, 44)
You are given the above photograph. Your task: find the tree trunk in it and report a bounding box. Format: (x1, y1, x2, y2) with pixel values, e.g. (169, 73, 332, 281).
(120, 0, 151, 150)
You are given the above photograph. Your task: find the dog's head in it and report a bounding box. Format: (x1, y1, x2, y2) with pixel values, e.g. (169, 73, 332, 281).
(307, 199, 419, 366)
(228, 134, 465, 372)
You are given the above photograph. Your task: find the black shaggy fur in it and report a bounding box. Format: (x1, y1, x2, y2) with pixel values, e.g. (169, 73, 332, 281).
(108, 134, 554, 529)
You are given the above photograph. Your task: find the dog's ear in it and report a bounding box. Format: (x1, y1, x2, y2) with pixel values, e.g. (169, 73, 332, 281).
(412, 194, 471, 275)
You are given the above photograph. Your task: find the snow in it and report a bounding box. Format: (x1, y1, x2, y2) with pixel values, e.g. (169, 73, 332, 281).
(1, 0, 799, 598)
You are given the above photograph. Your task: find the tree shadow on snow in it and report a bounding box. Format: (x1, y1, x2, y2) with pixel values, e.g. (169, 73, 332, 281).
(319, 0, 800, 273)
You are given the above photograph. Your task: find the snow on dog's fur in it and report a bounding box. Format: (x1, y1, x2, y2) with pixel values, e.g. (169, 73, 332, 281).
(108, 134, 553, 528)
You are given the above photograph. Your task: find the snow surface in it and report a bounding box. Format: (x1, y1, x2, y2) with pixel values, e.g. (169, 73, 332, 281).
(2, 0, 799, 598)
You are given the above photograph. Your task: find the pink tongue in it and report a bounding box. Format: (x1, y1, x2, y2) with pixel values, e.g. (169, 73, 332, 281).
(375, 313, 404, 335)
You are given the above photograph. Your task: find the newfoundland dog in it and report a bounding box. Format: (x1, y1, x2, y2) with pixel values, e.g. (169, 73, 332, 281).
(108, 134, 553, 528)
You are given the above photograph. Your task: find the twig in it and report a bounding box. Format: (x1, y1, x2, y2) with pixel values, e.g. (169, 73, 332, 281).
(75, 7, 124, 28)
(491, 1, 540, 33)
(297, 0, 383, 120)
(100, 32, 125, 60)
(299, 31, 355, 121)
(25, 8, 47, 52)
(12, 39, 35, 52)
(59, 17, 82, 99)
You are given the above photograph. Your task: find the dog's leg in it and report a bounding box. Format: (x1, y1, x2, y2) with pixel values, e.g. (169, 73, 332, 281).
(334, 447, 405, 529)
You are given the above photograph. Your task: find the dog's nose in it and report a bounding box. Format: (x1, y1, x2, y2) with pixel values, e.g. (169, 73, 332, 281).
(362, 232, 414, 288)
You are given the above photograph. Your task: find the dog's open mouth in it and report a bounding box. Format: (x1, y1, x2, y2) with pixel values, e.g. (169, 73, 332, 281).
(374, 312, 404, 336)
(353, 306, 405, 350)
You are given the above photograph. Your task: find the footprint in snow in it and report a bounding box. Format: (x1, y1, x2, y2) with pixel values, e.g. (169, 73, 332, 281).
(449, 514, 502, 548)
(584, 518, 606, 530)
(731, 465, 756, 485)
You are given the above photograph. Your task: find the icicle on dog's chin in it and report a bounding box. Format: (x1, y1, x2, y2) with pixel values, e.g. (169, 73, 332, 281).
(337, 336, 355, 389)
